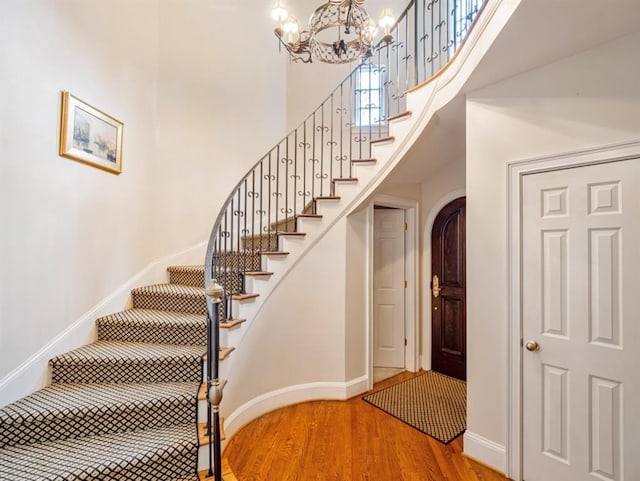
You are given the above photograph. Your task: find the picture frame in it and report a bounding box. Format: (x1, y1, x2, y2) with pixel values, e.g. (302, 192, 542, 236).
(59, 91, 124, 174)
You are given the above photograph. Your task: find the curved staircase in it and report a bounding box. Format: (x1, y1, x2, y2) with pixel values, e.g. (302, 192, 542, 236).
(0, 266, 228, 480)
(0, 0, 512, 477)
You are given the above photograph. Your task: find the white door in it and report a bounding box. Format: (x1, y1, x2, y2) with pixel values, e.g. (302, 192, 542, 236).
(522, 159, 640, 481)
(373, 208, 405, 368)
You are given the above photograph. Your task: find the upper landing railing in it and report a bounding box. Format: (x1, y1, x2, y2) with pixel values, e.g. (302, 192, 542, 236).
(204, 0, 483, 298)
(202, 1, 483, 478)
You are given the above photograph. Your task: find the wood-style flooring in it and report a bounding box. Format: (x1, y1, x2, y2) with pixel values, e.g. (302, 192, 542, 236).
(223, 371, 511, 481)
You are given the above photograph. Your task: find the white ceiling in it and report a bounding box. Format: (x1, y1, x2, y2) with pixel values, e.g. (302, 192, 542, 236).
(380, 0, 640, 187)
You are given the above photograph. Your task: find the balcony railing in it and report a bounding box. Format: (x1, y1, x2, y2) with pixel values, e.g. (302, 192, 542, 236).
(202, 1, 483, 478)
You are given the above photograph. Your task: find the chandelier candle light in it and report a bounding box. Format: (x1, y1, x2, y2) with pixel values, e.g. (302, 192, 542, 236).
(272, 0, 394, 64)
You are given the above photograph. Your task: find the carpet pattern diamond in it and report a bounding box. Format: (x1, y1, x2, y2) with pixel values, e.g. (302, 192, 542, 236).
(0, 265, 218, 480)
(363, 371, 466, 444)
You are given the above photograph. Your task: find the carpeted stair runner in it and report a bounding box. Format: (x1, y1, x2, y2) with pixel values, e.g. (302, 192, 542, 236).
(132, 284, 207, 315)
(49, 341, 204, 384)
(0, 265, 221, 481)
(97, 309, 206, 345)
(135, 269, 245, 321)
(0, 381, 198, 448)
(0, 423, 198, 481)
(168, 265, 206, 288)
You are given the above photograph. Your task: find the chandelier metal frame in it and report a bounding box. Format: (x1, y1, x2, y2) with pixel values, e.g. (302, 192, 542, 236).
(273, 0, 394, 64)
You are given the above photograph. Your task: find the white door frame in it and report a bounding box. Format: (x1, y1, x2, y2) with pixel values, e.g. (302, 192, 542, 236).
(367, 194, 419, 389)
(506, 139, 640, 481)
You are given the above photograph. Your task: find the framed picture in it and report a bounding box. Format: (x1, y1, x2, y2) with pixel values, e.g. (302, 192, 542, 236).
(59, 91, 124, 174)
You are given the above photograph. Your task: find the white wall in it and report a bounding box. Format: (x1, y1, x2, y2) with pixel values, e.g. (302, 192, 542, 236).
(465, 31, 640, 453)
(345, 206, 369, 380)
(222, 219, 349, 436)
(0, 0, 287, 401)
(154, 0, 286, 255)
(0, 0, 160, 382)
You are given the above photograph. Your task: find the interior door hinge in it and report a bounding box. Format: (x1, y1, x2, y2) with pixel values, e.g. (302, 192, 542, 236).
(404, 338, 407, 346)
(404, 280, 407, 288)
(404, 222, 408, 231)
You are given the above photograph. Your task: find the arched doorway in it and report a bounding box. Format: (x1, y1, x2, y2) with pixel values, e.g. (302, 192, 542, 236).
(430, 196, 466, 380)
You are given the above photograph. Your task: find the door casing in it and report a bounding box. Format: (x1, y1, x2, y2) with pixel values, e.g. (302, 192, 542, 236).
(506, 139, 640, 481)
(367, 194, 418, 389)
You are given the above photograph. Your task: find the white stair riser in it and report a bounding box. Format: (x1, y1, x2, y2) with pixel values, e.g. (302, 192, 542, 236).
(234, 300, 260, 322)
(243, 276, 271, 296)
(218, 328, 228, 348)
(351, 163, 378, 184)
(226, 326, 246, 348)
(279, 236, 306, 254)
(262, 255, 290, 277)
(313, 200, 343, 219)
(296, 218, 323, 236)
(332, 182, 360, 198)
(198, 445, 224, 472)
(388, 117, 414, 142)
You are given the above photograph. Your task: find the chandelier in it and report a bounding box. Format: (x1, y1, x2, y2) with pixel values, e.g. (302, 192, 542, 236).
(272, 0, 395, 64)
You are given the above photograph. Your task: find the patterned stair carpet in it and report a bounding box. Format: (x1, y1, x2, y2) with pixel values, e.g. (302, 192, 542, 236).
(363, 371, 467, 444)
(0, 265, 213, 481)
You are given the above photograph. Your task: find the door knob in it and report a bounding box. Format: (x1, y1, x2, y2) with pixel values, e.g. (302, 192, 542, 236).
(525, 340, 540, 352)
(432, 274, 441, 298)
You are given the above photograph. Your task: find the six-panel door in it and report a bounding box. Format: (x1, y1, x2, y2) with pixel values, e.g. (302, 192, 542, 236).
(522, 159, 639, 480)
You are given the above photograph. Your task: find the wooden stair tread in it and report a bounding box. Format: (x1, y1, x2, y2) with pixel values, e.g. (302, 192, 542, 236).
(351, 158, 377, 164)
(197, 420, 226, 445)
(202, 347, 235, 361)
(240, 232, 276, 240)
(231, 292, 259, 301)
(332, 177, 358, 182)
(388, 110, 412, 121)
(277, 232, 306, 237)
(219, 318, 246, 329)
(314, 196, 341, 201)
(198, 380, 228, 401)
(219, 346, 234, 360)
(199, 459, 237, 481)
(244, 271, 273, 277)
(370, 135, 395, 145)
(296, 214, 323, 219)
(261, 251, 289, 256)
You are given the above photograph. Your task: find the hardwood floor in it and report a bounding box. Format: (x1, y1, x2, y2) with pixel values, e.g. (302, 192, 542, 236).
(223, 371, 510, 481)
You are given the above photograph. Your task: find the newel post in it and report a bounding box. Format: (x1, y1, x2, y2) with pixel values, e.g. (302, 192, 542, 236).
(205, 279, 224, 481)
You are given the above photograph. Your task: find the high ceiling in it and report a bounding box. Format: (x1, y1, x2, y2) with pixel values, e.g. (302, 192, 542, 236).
(380, 0, 640, 187)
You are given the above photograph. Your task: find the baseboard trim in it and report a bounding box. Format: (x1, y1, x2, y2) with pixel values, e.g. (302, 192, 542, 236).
(0, 241, 207, 407)
(223, 375, 369, 442)
(345, 375, 369, 398)
(463, 430, 506, 474)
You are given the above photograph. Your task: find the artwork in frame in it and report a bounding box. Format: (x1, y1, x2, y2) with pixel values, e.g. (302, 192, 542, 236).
(59, 91, 124, 174)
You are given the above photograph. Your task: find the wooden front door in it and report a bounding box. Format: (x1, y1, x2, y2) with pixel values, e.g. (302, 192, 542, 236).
(431, 197, 466, 380)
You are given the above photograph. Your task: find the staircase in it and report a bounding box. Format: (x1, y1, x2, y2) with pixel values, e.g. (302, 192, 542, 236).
(0, 266, 231, 480)
(204, 0, 497, 448)
(0, 0, 499, 477)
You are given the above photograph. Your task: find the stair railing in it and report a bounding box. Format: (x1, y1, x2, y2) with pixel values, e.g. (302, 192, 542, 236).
(203, 0, 483, 478)
(204, 281, 224, 481)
